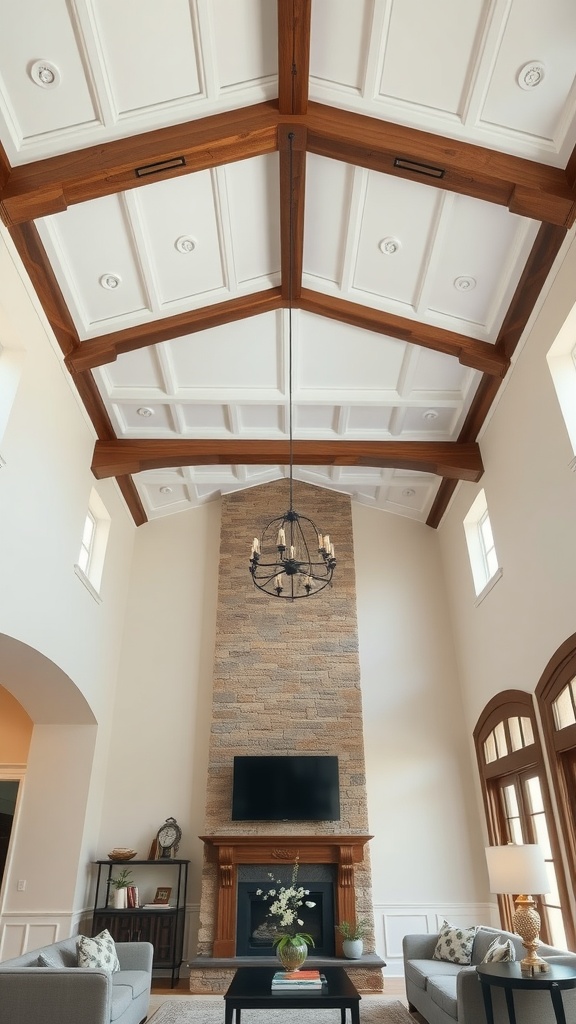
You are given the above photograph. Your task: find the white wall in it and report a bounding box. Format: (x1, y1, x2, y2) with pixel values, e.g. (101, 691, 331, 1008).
(0, 225, 136, 953)
(438, 229, 576, 730)
(354, 504, 494, 971)
(99, 504, 221, 955)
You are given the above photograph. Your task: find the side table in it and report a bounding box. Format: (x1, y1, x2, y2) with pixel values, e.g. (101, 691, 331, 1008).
(476, 961, 576, 1024)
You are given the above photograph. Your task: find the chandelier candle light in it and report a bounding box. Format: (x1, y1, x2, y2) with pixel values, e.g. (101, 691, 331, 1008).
(249, 132, 336, 600)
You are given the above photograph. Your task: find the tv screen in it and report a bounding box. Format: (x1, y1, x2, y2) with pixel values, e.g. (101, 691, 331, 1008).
(231, 755, 340, 821)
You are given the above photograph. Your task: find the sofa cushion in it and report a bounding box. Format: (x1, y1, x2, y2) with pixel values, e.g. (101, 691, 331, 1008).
(428, 975, 459, 1020)
(77, 929, 120, 972)
(35, 942, 78, 969)
(110, 983, 133, 1022)
(37, 950, 67, 968)
(433, 920, 477, 965)
(112, 970, 150, 998)
(472, 927, 524, 965)
(404, 958, 462, 991)
(482, 935, 516, 962)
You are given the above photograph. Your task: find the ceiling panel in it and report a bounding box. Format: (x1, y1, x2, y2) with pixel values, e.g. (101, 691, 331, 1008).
(91, 0, 203, 116)
(2, 1, 572, 527)
(134, 170, 226, 306)
(377, 0, 487, 116)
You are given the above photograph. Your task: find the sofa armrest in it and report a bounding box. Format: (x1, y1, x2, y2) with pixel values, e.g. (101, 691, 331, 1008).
(0, 967, 111, 1024)
(115, 941, 154, 973)
(402, 934, 438, 960)
(457, 966, 486, 1024)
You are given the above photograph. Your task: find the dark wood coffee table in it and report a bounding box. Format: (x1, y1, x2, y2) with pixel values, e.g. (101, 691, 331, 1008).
(224, 966, 361, 1024)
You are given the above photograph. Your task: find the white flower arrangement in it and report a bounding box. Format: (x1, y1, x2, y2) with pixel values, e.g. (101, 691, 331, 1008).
(256, 859, 316, 950)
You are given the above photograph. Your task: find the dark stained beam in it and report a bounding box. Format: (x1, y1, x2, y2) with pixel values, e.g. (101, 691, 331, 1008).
(279, 125, 307, 300)
(0, 103, 279, 225)
(66, 289, 284, 373)
(92, 438, 483, 483)
(9, 221, 79, 357)
(299, 288, 509, 376)
(305, 102, 576, 228)
(4, 103, 575, 229)
(497, 222, 567, 360)
(277, 0, 312, 114)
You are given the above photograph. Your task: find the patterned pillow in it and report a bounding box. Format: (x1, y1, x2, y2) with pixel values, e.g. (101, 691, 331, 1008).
(433, 920, 478, 965)
(77, 929, 120, 972)
(482, 936, 516, 963)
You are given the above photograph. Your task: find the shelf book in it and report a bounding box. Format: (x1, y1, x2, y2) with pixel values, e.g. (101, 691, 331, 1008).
(271, 970, 324, 990)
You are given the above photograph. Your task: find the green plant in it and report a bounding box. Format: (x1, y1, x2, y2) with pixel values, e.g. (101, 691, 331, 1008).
(337, 919, 369, 941)
(273, 932, 315, 952)
(257, 858, 316, 948)
(110, 868, 133, 890)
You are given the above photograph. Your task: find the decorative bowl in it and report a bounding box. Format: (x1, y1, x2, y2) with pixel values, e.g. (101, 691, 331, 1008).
(108, 848, 137, 861)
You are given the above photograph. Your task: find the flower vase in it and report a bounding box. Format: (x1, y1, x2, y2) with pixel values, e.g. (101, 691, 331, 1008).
(276, 940, 308, 972)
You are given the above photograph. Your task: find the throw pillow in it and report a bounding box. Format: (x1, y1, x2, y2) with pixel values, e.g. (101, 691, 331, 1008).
(433, 920, 478, 965)
(37, 951, 65, 968)
(482, 935, 516, 963)
(77, 929, 120, 972)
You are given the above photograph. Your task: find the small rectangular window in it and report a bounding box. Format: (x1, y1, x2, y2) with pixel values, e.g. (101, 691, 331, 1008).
(75, 489, 111, 598)
(463, 489, 502, 599)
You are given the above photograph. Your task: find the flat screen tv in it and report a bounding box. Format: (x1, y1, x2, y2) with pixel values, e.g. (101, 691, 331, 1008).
(231, 755, 340, 821)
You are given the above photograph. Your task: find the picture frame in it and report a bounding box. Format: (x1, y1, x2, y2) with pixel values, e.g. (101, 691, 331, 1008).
(153, 886, 172, 904)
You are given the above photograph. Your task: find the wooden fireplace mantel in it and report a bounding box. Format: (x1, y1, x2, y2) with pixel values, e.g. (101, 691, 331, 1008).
(199, 834, 372, 958)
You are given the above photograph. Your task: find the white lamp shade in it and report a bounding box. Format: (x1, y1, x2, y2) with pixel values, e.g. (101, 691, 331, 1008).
(485, 844, 550, 895)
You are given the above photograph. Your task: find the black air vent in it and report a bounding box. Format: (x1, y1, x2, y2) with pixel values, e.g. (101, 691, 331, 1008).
(135, 157, 186, 178)
(394, 157, 445, 179)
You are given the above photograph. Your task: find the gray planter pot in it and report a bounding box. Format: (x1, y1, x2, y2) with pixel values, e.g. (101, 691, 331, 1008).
(342, 938, 363, 959)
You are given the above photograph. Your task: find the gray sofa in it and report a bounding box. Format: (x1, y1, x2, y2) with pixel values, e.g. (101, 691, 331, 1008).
(403, 925, 576, 1024)
(0, 935, 153, 1024)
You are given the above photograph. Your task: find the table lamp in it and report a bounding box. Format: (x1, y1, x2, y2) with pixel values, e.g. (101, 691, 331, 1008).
(485, 844, 550, 974)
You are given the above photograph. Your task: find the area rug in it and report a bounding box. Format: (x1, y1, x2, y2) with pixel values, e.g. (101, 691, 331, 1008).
(147, 995, 414, 1024)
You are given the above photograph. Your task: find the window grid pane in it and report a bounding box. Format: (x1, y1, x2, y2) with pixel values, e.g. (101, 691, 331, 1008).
(484, 733, 497, 764)
(509, 718, 522, 751)
(552, 679, 576, 730)
(495, 721, 508, 758)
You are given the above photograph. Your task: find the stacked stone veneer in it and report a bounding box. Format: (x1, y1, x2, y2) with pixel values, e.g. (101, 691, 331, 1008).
(193, 480, 378, 991)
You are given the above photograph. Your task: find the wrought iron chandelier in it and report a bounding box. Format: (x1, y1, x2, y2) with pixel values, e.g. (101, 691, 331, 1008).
(249, 132, 336, 600)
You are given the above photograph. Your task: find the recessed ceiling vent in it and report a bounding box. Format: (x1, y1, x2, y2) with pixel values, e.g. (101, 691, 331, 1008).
(135, 157, 186, 178)
(394, 157, 445, 179)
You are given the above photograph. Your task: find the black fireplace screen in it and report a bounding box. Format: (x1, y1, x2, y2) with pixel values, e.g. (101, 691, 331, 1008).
(236, 879, 336, 957)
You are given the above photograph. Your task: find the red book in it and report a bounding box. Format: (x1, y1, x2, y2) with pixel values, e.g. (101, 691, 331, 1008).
(278, 971, 320, 981)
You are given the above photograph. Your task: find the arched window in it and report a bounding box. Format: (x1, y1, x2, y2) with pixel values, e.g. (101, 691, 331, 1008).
(536, 633, 576, 917)
(474, 690, 574, 949)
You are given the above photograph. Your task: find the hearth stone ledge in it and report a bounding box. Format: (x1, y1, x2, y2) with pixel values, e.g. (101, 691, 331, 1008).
(188, 955, 386, 995)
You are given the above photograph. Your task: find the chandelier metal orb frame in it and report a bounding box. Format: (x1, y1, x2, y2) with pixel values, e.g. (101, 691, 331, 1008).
(249, 131, 336, 600)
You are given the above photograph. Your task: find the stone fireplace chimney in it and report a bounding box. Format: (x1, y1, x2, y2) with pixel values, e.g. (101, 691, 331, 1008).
(191, 480, 381, 992)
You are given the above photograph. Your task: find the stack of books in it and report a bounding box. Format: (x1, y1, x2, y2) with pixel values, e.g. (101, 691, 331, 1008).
(271, 970, 324, 991)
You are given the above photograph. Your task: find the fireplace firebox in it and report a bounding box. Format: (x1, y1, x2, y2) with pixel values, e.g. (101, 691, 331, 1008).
(236, 876, 336, 956)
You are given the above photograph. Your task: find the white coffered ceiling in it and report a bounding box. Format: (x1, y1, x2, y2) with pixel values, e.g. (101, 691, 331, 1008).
(1, 0, 575, 524)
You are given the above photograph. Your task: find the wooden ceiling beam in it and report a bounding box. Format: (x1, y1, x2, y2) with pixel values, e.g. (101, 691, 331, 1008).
(277, 0, 311, 115)
(298, 289, 509, 376)
(91, 438, 483, 483)
(66, 289, 284, 373)
(305, 102, 576, 227)
(3, 102, 575, 229)
(279, 125, 307, 300)
(0, 103, 280, 225)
